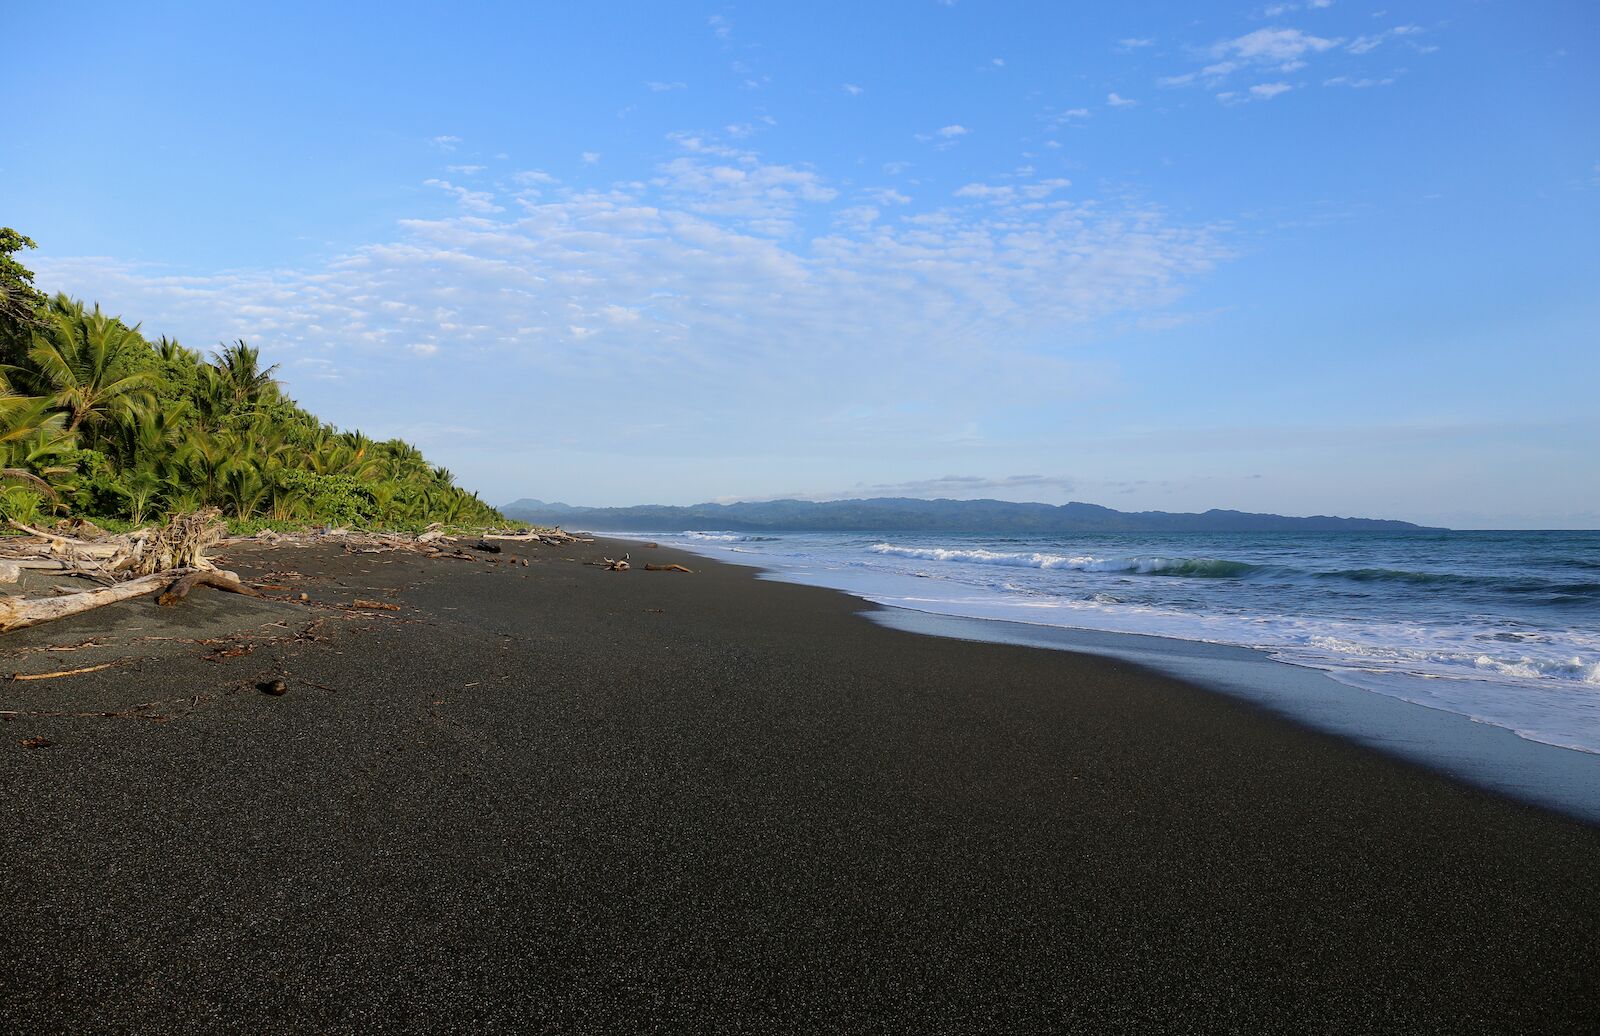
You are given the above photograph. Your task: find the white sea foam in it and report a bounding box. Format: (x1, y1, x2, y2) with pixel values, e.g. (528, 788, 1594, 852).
(868, 543, 1256, 577)
(644, 530, 1600, 754)
(683, 530, 779, 542)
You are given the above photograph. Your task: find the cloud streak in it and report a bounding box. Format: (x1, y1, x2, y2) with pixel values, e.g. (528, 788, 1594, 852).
(32, 135, 1225, 496)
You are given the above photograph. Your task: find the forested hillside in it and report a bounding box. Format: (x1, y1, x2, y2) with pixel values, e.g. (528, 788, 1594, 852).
(0, 228, 501, 529)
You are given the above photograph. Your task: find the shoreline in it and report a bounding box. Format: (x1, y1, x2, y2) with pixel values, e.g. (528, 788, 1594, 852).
(608, 533, 1600, 824)
(3, 537, 1598, 1030)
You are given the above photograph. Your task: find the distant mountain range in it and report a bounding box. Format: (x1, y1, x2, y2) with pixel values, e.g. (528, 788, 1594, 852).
(501, 497, 1445, 534)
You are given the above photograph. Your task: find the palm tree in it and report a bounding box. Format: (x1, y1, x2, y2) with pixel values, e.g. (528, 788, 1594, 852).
(213, 340, 279, 409)
(17, 296, 153, 436)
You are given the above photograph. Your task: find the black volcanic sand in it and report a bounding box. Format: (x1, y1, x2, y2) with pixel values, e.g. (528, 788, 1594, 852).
(2, 537, 1597, 1033)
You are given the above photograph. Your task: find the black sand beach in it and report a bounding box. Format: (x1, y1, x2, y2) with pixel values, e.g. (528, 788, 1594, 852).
(2, 537, 1597, 1033)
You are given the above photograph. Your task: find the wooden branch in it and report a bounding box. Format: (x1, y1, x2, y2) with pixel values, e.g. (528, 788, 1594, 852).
(9, 661, 125, 682)
(0, 572, 176, 632)
(643, 563, 693, 573)
(157, 570, 260, 607)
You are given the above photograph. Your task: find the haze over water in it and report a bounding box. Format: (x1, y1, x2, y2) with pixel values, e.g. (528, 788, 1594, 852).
(646, 528, 1600, 754)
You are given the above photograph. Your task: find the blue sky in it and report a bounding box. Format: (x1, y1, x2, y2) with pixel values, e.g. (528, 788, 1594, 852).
(4, 1, 1596, 527)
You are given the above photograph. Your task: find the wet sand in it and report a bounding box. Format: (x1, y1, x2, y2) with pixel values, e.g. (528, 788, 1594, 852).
(2, 537, 1597, 1032)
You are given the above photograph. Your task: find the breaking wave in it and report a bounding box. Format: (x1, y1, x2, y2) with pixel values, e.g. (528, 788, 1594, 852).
(684, 530, 779, 543)
(868, 543, 1260, 578)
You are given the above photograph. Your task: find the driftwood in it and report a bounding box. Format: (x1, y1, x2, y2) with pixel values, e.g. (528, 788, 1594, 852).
(0, 573, 176, 632)
(0, 511, 246, 632)
(643, 563, 693, 573)
(481, 529, 589, 546)
(3, 509, 225, 576)
(8, 661, 125, 681)
(157, 570, 260, 607)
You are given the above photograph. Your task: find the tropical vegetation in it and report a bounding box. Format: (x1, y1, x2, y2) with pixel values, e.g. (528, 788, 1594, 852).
(0, 228, 503, 530)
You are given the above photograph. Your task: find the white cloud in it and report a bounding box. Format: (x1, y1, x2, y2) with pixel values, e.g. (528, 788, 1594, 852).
(1107, 92, 1137, 107)
(1219, 27, 1340, 64)
(646, 80, 687, 92)
(1164, 25, 1341, 90)
(429, 135, 462, 151)
(581, 151, 601, 164)
(708, 14, 730, 41)
(863, 187, 912, 206)
(32, 145, 1225, 491)
(1347, 25, 1423, 54)
(1117, 38, 1155, 50)
(423, 178, 503, 214)
(1250, 82, 1293, 99)
(843, 83, 863, 95)
(446, 165, 485, 175)
(1324, 74, 1395, 88)
(916, 124, 970, 150)
(1263, 1, 1331, 15)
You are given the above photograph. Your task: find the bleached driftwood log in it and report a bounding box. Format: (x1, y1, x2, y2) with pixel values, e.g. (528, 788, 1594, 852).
(0, 573, 177, 632)
(0, 510, 246, 631)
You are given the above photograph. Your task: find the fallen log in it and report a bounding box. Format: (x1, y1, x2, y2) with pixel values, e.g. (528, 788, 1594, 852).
(157, 570, 260, 607)
(0, 573, 176, 632)
(643, 563, 693, 573)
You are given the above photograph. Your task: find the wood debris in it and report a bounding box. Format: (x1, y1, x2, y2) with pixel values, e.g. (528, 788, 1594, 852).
(8, 660, 129, 682)
(0, 511, 257, 632)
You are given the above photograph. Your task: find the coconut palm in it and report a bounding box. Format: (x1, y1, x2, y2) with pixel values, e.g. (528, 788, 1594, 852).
(15, 296, 154, 437)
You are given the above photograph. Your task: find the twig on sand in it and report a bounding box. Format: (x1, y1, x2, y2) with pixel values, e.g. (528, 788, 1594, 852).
(8, 660, 129, 681)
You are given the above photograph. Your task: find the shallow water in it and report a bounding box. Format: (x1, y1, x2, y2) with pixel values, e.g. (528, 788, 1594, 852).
(635, 529, 1600, 756)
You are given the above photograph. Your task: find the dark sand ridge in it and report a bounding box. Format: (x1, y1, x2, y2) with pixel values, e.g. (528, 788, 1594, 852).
(1, 537, 1597, 1033)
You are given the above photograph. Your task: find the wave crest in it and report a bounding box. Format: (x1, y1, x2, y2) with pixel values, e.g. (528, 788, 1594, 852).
(868, 543, 1258, 578)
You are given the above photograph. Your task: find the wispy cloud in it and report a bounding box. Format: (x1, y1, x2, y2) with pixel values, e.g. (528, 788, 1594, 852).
(1107, 92, 1138, 108)
(34, 138, 1224, 477)
(1161, 25, 1348, 92)
(1347, 25, 1423, 55)
(916, 124, 970, 150)
(423, 178, 503, 213)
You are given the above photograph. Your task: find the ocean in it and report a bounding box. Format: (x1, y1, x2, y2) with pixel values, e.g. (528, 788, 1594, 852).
(626, 528, 1600, 757)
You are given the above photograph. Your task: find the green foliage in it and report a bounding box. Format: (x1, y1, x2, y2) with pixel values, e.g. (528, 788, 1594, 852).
(0, 228, 49, 358)
(0, 236, 505, 530)
(0, 485, 45, 526)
